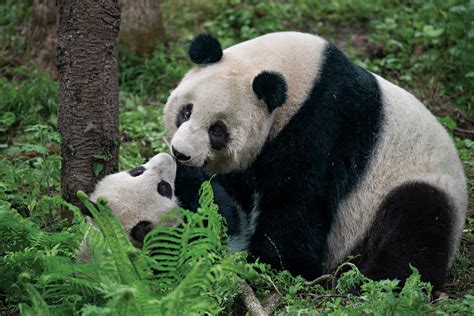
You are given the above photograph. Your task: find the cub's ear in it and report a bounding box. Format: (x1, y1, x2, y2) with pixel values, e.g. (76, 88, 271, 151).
(252, 71, 287, 113)
(188, 33, 223, 65)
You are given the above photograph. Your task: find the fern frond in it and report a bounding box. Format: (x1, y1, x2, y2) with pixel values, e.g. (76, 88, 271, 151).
(17, 274, 50, 316)
(12, 180, 259, 314)
(77, 191, 151, 284)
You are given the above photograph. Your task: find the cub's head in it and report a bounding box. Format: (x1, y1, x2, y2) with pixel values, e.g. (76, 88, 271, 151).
(164, 34, 288, 174)
(88, 153, 178, 247)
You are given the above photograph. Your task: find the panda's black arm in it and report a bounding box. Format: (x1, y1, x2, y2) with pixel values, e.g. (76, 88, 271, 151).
(174, 164, 207, 212)
(247, 196, 330, 280)
(174, 163, 239, 235)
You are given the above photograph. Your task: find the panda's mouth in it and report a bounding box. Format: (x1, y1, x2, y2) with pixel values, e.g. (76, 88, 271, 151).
(175, 155, 210, 169)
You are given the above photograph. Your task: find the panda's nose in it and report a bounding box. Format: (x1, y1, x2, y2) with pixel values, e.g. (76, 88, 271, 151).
(131, 221, 153, 243)
(172, 146, 191, 162)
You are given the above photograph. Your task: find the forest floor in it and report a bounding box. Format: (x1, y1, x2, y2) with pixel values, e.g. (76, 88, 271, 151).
(0, 0, 473, 314)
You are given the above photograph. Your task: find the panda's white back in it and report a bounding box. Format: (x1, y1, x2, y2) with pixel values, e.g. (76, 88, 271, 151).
(326, 74, 468, 270)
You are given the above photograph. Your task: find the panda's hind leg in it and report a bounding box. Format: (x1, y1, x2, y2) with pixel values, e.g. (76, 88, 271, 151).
(357, 181, 455, 291)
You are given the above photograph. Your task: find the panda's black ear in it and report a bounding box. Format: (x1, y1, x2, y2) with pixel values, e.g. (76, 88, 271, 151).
(188, 33, 223, 65)
(252, 71, 288, 113)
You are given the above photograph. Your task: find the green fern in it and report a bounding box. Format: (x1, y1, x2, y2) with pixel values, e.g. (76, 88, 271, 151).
(0, 199, 84, 312)
(15, 180, 258, 314)
(77, 191, 152, 284)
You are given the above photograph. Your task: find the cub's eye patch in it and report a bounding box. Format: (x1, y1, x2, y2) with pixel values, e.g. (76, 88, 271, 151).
(129, 166, 146, 177)
(131, 221, 153, 243)
(158, 180, 173, 198)
(176, 103, 193, 128)
(209, 120, 229, 150)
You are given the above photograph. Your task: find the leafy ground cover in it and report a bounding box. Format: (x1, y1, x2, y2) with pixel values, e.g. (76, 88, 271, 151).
(1, 0, 473, 314)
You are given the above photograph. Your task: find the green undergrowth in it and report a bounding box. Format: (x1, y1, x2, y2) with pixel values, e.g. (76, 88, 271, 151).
(1, 175, 473, 314)
(1, 180, 259, 314)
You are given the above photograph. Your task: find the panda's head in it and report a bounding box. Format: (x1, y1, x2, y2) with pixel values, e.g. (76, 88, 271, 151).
(164, 34, 288, 174)
(88, 153, 178, 247)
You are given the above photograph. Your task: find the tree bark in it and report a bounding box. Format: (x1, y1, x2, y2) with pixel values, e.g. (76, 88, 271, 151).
(27, 0, 59, 78)
(119, 0, 166, 56)
(57, 0, 121, 207)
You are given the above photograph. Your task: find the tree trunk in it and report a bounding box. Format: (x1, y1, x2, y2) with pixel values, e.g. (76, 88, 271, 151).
(120, 0, 166, 56)
(57, 0, 121, 208)
(27, 0, 59, 78)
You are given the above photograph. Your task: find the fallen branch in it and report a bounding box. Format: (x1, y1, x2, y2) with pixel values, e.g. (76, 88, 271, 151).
(241, 282, 266, 316)
(263, 291, 281, 315)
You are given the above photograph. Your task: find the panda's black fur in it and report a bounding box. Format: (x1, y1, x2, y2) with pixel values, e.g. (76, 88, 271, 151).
(175, 164, 239, 236)
(169, 33, 466, 291)
(355, 182, 453, 290)
(188, 33, 223, 65)
(214, 43, 384, 278)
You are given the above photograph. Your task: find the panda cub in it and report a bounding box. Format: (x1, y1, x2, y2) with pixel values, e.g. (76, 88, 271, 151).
(77, 153, 178, 261)
(164, 32, 468, 290)
(78, 153, 243, 260)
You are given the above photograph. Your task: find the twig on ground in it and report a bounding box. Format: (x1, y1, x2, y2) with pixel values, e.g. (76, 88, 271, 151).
(265, 275, 282, 296)
(431, 291, 449, 306)
(332, 262, 359, 288)
(305, 261, 360, 288)
(454, 127, 474, 135)
(309, 293, 348, 301)
(304, 273, 334, 286)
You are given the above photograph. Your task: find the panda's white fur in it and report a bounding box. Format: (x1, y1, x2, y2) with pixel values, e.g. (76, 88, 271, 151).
(78, 153, 178, 260)
(165, 31, 468, 288)
(90, 153, 178, 235)
(164, 32, 327, 173)
(325, 75, 467, 270)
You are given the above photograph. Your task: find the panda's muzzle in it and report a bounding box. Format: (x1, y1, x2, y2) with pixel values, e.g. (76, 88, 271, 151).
(131, 221, 154, 244)
(172, 146, 191, 162)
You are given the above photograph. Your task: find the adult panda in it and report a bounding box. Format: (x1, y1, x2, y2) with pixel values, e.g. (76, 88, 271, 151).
(164, 32, 468, 290)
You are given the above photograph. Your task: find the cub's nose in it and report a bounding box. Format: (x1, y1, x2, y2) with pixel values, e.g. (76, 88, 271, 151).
(131, 221, 153, 243)
(172, 146, 191, 162)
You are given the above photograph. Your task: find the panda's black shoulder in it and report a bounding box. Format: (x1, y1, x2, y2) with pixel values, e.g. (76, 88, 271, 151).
(318, 43, 380, 95)
(252, 41, 384, 217)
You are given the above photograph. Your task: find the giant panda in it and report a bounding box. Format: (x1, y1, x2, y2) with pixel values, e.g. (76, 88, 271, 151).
(164, 32, 468, 290)
(78, 153, 179, 252)
(78, 152, 243, 256)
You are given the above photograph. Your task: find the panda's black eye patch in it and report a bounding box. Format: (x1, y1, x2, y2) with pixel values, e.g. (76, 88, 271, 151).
(209, 120, 229, 150)
(176, 103, 193, 128)
(129, 166, 146, 177)
(131, 221, 153, 243)
(158, 180, 173, 198)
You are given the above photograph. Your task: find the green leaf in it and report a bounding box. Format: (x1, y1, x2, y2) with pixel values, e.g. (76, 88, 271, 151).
(21, 144, 48, 155)
(92, 163, 104, 177)
(0, 112, 16, 129)
(437, 116, 457, 134)
(423, 25, 444, 37)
